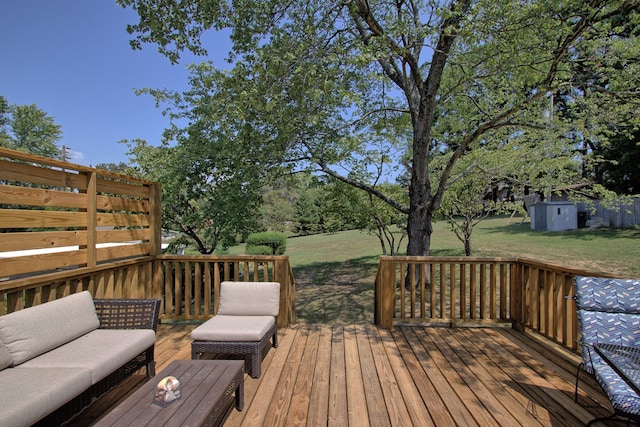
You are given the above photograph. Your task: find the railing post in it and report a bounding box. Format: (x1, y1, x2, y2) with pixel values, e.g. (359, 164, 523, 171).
(86, 171, 97, 268)
(511, 261, 524, 331)
(153, 258, 164, 312)
(377, 256, 395, 329)
(274, 256, 294, 328)
(149, 183, 162, 257)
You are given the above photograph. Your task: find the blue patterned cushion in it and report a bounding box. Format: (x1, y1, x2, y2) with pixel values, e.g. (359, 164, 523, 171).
(575, 276, 640, 371)
(577, 311, 640, 373)
(574, 276, 640, 314)
(591, 354, 640, 417)
(575, 276, 640, 418)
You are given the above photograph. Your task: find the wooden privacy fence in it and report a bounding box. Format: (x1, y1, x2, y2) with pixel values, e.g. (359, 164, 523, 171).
(375, 255, 619, 353)
(0, 147, 162, 279)
(577, 198, 640, 228)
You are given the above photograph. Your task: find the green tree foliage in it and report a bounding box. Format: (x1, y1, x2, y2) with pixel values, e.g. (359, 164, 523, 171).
(324, 179, 407, 255)
(434, 119, 599, 255)
(548, 11, 640, 192)
(0, 96, 11, 148)
(94, 162, 135, 175)
(124, 138, 262, 254)
(118, 0, 640, 255)
(0, 96, 62, 159)
(293, 189, 323, 236)
(289, 175, 362, 236)
(598, 125, 640, 195)
(435, 150, 517, 256)
(259, 177, 299, 233)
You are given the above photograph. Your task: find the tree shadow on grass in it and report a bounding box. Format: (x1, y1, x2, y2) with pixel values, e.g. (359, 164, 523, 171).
(294, 255, 379, 325)
(482, 223, 640, 241)
(293, 250, 467, 325)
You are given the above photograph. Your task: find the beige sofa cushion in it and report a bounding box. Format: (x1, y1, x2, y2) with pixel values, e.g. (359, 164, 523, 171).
(0, 367, 92, 427)
(18, 328, 155, 385)
(0, 291, 100, 366)
(191, 315, 275, 342)
(218, 281, 280, 316)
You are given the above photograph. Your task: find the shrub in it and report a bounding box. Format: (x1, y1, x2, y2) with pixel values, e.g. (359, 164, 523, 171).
(245, 232, 287, 255)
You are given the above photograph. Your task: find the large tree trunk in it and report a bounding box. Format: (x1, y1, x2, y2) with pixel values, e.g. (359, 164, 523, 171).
(405, 198, 433, 289)
(406, 99, 436, 256)
(406, 206, 433, 256)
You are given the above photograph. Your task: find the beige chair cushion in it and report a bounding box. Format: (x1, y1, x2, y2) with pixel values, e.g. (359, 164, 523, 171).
(0, 291, 100, 365)
(191, 315, 275, 342)
(218, 281, 280, 316)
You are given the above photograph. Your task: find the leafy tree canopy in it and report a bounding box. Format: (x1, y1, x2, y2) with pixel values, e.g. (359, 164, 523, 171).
(0, 96, 62, 159)
(124, 136, 263, 254)
(118, 0, 640, 255)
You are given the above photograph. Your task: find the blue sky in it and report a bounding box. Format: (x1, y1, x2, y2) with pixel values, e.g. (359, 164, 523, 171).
(0, 1, 231, 167)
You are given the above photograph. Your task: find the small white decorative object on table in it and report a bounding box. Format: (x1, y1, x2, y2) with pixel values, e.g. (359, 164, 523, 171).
(154, 375, 181, 406)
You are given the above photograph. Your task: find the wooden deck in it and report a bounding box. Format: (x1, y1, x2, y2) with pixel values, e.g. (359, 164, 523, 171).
(71, 323, 620, 427)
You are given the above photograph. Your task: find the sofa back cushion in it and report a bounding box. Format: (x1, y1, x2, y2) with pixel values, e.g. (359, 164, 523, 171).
(0, 291, 100, 366)
(0, 340, 11, 370)
(218, 281, 280, 316)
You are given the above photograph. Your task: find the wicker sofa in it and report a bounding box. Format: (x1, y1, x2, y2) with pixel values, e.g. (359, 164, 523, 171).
(0, 291, 160, 427)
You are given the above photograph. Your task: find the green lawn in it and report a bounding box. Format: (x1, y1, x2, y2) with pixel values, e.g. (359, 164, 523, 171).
(227, 216, 639, 324)
(231, 216, 639, 276)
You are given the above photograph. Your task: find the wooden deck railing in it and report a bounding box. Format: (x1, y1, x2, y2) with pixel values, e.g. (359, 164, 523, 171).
(0, 257, 158, 314)
(374, 255, 619, 352)
(155, 255, 296, 327)
(514, 257, 617, 351)
(0, 254, 297, 327)
(375, 256, 518, 329)
(2, 147, 630, 352)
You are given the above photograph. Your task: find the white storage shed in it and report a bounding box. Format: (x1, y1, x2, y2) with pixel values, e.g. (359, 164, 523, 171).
(529, 202, 578, 231)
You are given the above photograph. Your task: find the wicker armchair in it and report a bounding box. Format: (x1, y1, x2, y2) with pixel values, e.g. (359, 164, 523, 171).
(191, 281, 280, 378)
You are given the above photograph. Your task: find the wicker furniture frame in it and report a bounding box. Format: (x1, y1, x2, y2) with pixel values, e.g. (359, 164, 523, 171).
(33, 298, 161, 427)
(191, 321, 278, 379)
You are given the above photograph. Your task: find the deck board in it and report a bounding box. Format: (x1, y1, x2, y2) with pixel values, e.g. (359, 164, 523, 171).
(72, 323, 617, 427)
(289, 326, 320, 426)
(367, 324, 413, 427)
(329, 326, 348, 427)
(344, 325, 369, 427)
(446, 329, 547, 426)
(353, 324, 388, 427)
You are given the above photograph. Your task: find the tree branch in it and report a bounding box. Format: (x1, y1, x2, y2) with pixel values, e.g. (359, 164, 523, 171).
(316, 158, 410, 214)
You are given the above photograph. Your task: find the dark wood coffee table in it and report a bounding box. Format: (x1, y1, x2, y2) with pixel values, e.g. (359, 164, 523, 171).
(95, 360, 244, 427)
